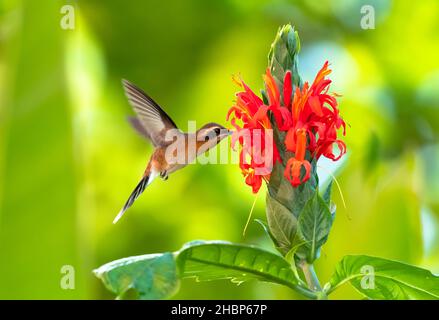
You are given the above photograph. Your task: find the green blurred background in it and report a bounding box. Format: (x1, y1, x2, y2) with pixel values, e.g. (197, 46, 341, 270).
(0, 0, 438, 299)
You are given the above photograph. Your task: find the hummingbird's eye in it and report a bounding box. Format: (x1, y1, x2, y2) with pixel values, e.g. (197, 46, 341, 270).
(214, 128, 221, 136)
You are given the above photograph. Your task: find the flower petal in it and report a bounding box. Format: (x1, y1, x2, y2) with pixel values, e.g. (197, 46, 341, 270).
(283, 71, 292, 108)
(263, 69, 280, 108)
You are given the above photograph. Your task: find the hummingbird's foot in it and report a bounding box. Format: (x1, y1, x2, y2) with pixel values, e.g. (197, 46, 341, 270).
(160, 170, 168, 181)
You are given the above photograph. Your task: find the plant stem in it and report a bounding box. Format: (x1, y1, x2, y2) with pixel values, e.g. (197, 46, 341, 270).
(286, 255, 319, 299)
(290, 283, 319, 300)
(300, 262, 322, 292)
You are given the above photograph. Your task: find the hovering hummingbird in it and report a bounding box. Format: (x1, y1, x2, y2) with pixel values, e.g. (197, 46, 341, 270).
(113, 79, 231, 224)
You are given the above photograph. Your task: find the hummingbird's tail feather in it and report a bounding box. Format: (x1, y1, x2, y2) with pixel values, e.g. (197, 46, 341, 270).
(113, 173, 156, 224)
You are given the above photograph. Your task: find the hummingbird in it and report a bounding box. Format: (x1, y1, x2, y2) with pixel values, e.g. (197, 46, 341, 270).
(113, 79, 231, 224)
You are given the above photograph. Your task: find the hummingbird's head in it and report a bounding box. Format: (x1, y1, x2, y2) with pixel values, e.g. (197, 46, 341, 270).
(196, 123, 232, 151)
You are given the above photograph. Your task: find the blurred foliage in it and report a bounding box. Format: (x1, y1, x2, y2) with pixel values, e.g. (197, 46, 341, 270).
(0, 0, 438, 299)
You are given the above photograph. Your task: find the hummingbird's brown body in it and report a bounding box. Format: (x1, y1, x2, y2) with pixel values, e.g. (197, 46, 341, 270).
(144, 133, 223, 176)
(113, 80, 230, 223)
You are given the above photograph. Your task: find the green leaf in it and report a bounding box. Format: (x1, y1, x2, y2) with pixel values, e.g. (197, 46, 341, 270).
(327, 255, 439, 300)
(254, 219, 281, 248)
(176, 241, 310, 295)
(266, 160, 285, 196)
(266, 162, 321, 257)
(322, 180, 333, 205)
(296, 193, 333, 263)
(322, 180, 336, 219)
(93, 252, 179, 300)
(267, 162, 319, 218)
(265, 194, 297, 255)
(269, 115, 287, 162)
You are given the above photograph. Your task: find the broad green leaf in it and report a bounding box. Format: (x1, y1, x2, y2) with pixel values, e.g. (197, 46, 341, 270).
(94, 253, 179, 300)
(296, 193, 333, 263)
(176, 241, 305, 293)
(328, 255, 439, 300)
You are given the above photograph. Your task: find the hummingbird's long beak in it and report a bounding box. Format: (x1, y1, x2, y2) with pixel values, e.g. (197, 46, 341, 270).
(215, 129, 233, 143)
(221, 129, 233, 140)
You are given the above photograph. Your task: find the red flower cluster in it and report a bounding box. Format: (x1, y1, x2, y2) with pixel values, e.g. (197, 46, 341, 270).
(226, 77, 280, 193)
(227, 61, 346, 193)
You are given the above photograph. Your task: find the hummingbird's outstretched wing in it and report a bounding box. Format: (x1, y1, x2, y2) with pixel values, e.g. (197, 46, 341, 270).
(122, 79, 180, 147)
(127, 116, 153, 141)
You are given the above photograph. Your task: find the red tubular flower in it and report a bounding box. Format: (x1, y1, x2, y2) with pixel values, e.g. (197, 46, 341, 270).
(228, 60, 346, 191)
(283, 71, 292, 108)
(227, 76, 279, 193)
(240, 162, 263, 194)
(283, 61, 346, 186)
(264, 69, 292, 130)
(284, 129, 311, 187)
